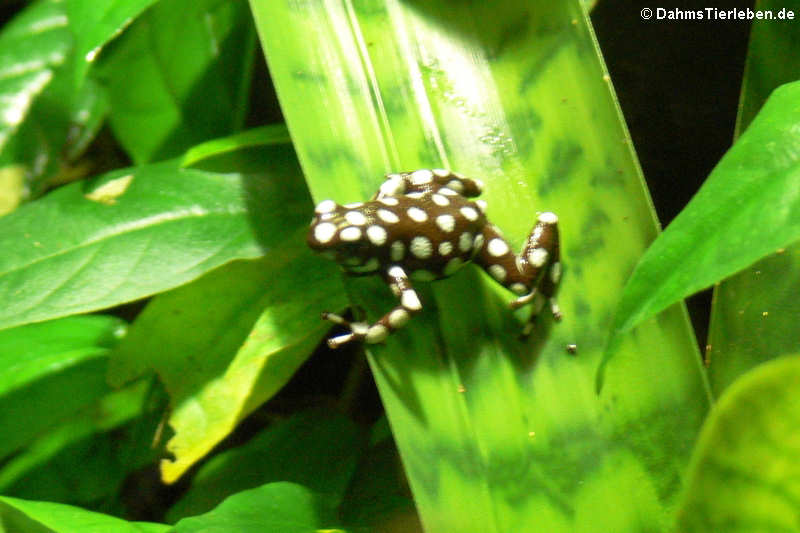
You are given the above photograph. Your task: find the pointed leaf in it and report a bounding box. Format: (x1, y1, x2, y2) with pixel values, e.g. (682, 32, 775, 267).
(0, 495, 169, 533)
(0, 146, 308, 331)
(707, 0, 800, 395)
(66, 0, 160, 86)
(0, 316, 125, 459)
(172, 482, 342, 533)
(253, 0, 709, 530)
(604, 80, 800, 377)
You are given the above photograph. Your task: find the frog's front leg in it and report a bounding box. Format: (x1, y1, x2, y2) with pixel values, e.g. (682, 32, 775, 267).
(473, 212, 562, 330)
(372, 169, 483, 200)
(322, 265, 422, 349)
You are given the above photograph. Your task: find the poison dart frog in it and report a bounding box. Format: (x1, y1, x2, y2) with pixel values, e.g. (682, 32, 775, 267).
(307, 169, 562, 348)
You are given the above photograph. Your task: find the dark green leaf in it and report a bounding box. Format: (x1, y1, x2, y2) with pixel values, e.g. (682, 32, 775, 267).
(603, 80, 800, 383)
(168, 409, 361, 521)
(674, 355, 800, 533)
(109, 236, 348, 482)
(0, 316, 124, 459)
(0, 381, 152, 506)
(0, 0, 71, 154)
(172, 482, 342, 533)
(0, 146, 309, 331)
(66, 0, 160, 87)
(98, 0, 255, 163)
(707, 0, 800, 396)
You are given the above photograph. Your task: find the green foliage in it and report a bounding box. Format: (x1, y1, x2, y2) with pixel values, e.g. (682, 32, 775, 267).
(0, 0, 796, 531)
(675, 355, 800, 533)
(602, 80, 800, 383)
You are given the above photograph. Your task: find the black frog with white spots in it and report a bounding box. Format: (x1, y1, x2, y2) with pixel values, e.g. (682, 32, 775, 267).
(307, 169, 562, 348)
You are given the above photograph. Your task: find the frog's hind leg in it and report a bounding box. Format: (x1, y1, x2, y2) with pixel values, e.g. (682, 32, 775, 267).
(372, 169, 484, 200)
(472, 212, 561, 331)
(322, 266, 422, 348)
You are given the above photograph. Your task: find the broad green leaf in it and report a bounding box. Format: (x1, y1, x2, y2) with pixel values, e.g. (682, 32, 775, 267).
(254, 1, 708, 531)
(0, 495, 169, 533)
(66, 0, 160, 87)
(2, 57, 110, 198)
(0, 381, 152, 505)
(604, 79, 800, 379)
(674, 355, 800, 532)
(0, 148, 309, 332)
(98, 0, 256, 163)
(168, 409, 361, 521)
(707, 0, 800, 395)
(0, 315, 124, 459)
(172, 482, 342, 533)
(109, 235, 348, 482)
(0, 0, 71, 152)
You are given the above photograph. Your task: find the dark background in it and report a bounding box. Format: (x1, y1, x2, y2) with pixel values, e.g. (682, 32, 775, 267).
(592, 0, 753, 344)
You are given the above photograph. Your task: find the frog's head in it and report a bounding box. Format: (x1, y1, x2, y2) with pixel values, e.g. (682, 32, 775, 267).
(307, 200, 377, 273)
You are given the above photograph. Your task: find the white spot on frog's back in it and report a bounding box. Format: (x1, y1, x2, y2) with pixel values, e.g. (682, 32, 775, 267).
(410, 236, 433, 259)
(390, 241, 405, 261)
(366, 225, 387, 246)
(432, 194, 450, 206)
(436, 214, 455, 233)
(446, 180, 464, 193)
(344, 210, 368, 226)
(407, 207, 428, 223)
(458, 232, 474, 252)
(313, 222, 337, 244)
(460, 206, 479, 221)
(379, 197, 399, 206)
(432, 168, 450, 178)
(488, 264, 506, 282)
(377, 209, 399, 224)
(438, 241, 453, 256)
(314, 199, 337, 214)
(488, 238, 509, 257)
(340, 226, 362, 242)
(411, 169, 433, 184)
(528, 248, 548, 267)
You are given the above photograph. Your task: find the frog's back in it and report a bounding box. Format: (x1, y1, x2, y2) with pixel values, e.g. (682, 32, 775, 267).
(335, 191, 483, 281)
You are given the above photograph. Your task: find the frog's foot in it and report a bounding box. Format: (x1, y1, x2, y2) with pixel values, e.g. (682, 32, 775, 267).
(517, 294, 562, 337)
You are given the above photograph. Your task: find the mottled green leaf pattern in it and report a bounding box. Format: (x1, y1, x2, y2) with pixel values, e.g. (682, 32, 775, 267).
(252, 0, 708, 531)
